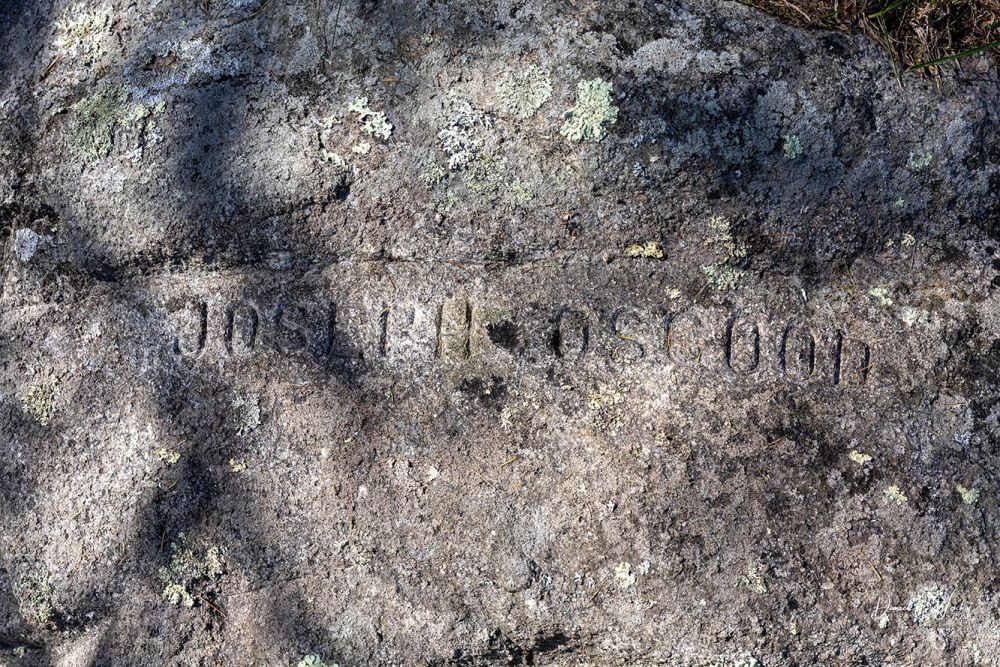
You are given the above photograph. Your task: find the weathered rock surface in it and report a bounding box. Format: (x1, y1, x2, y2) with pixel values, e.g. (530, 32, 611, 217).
(1, 0, 999, 664)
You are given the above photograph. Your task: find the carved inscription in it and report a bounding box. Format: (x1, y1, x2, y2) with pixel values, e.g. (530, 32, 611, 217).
(168, 295, 875, 386)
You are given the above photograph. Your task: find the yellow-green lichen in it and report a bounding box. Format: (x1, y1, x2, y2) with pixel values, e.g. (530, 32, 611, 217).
(68, 84, 133, 162)
(624, 241, 664, 259)
(463, 150, 509, 200)
(14, 568, 53, 626)
(613, 561, 636, 589)
(155, 448, 181, 465)
(418, 156, 447, 186)
(159, 535, 225, 607)
(560, 78, 619, 142)
(700, 216, 747, 292)
(848, 450, 872, 465)
(21, 381, 59, 425)
(744, 565, 768, 594)
(884, 484, 908, 505)
(956, 484, 979, 505)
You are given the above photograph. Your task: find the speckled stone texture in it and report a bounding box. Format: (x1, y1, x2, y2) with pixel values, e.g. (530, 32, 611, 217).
(0, 0, 999, 665)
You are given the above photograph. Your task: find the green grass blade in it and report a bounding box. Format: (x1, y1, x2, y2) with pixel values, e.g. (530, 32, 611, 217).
(909, 38, 1000, 70)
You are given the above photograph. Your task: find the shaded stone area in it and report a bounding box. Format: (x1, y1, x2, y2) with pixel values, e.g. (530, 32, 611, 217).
(0, 0, 998, 664)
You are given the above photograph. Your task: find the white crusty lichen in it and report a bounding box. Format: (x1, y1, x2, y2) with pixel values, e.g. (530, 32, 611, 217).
(347, 97, 392, 140)
(298, 656, 340, 667)
(560, 78, 619, 142)
(497, 65, 553, 119)
(438, 98, 491, 171)
(53, 2, 110, 54)
(13, 228, 40, 262)
(908, 584, 949, 625)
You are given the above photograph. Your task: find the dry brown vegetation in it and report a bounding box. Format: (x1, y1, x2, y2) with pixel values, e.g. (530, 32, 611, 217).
(742, 0, 1000, 70)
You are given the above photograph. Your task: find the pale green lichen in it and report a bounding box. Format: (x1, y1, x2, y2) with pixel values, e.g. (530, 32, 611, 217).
(22, 381, 59, 426)
(782, 134, 803, 159)
(159, 535, 225, 607)
(14, 569, 53, 626)
(908, 584, 949, 625)
(868, 286, 893, 307)
(418, 156, 447, 186)
(497, 65, 553, 119)
(463, 150, 506, 198)
(351, 142, 371, 155)
(560, 78, 619, 142)
(703, 263, 743, 292)
(347, 97, 393, 140)
(229, 458, 247, 473)
(298, 656, 339, 667)
(956, 484, 980, 505)
(908, 151, 933, 171)
(68, 84, 132, 162)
